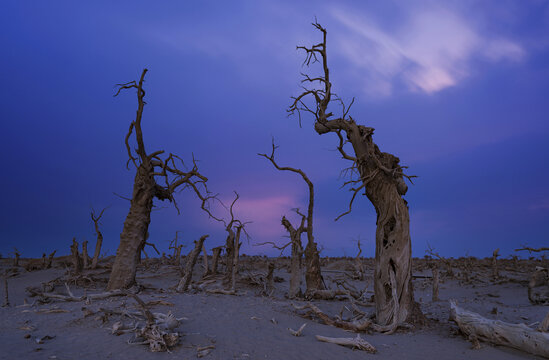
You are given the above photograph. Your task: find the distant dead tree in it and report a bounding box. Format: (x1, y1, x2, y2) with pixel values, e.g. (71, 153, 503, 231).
(90, 207, 107, 269)
(217, 192, 249, 290)
(107, 69, 215, 290)
(288, 22, 420, 326)
(258, 141, 324, 296)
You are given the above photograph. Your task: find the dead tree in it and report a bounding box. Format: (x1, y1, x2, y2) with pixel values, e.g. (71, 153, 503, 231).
(13, 248, 20, 267)
(70, 238, 83, 274)
(107, 69, 215, 290)
(201, 243, 210, 277)
(176, 235, 209, 292)
(168, 231, 184, 266)
(259, 141, 324, 295)
(211, 246, 223, 274)
(431, 264, 439, 302)
(45, 250, 56, 269)
(283, 214, 305, 298)
(82, 240, 90, 269)
(289, 22, 419, 326)
(217, 192, 248, 289)
(90, 207, 107, 269)
(492, 248, 500, 280)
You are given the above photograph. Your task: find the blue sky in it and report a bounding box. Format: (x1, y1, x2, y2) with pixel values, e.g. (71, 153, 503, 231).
(1, 1, 548, 259)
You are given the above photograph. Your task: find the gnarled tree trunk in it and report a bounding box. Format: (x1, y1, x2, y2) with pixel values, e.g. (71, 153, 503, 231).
(290, 23, 419, 326)
(108, 163, 155, 290)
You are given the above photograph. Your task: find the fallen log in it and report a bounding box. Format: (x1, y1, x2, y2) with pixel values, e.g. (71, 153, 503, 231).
(449, 300, 549, 358)
(315, 334, 376, 353)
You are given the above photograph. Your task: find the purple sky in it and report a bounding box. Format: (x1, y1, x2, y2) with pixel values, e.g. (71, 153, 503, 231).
(1, 1, 548, 259)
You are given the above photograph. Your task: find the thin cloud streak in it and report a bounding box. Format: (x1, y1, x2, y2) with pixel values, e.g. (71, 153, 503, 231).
(330, 6, 525, 96)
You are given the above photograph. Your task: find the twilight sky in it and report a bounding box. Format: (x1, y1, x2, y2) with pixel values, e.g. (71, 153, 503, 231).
(1, 1, 548, 259)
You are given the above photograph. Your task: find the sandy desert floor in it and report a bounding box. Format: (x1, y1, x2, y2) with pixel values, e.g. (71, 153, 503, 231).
(0, 255, 547, 360)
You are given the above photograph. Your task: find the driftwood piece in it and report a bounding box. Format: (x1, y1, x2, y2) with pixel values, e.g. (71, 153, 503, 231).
(528, 267, 549, 304)
(315, 334, 376, 353)
(176, 235, 208, 292)
(29, 284, 126, 302)
(288, 323, 307, 336)
(449, 300, 549, 358)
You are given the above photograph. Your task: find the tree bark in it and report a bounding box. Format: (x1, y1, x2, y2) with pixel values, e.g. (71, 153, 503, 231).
(223, 227, 236, 287)
(289, 23, 419, 326)
(211, 246, 223, 274)
(70, 238, 83, 274)
(90, 208, 106, 270)
(82, 240, 90, 269)
(450, 300, 549, 358)
(202, 243, 209, 277)
(108, 163, 155, 290)
(177, 235, 208, 292)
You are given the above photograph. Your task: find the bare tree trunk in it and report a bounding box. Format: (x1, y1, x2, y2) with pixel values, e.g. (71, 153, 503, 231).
(176, 235, 208, 292)
(41, 253, 47, 269)
(223, 228, 236, 287)
(90, 207, 106, 270)
(13, 248, 20, 267)
(289, 23, 419, 326)
(82, 240, 90, 269)
(70, 238, 83, 274)
(304, 241, 324, 294)
(108, 164, 155, 290)
(259, 142, 323, 294)
(432, 265, 439, 302)
(231, 228, 242, 292)
(202, 243, 209, 277)
(492, 248, 500, 280)
(106, 69, 211, 290)
(211, 246, 222, 274)
(46, 250, 56, 269)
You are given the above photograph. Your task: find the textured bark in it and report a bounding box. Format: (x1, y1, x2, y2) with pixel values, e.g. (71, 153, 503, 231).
(223, 227, 236, 286)
(202, 243, 209, 277)
(304, 241, 324, 294)
(450, 300, 549, 358)
(106, 69, 211, 290)
(82, 240, 90, 269)
(108, 163, 155, 290)
(230, 226, 242, 292)
(176, 235, 208, 292)
(70, 238, 83, 274)
(290, 23, 417, 326)
(211, 246, 222, 274)
(265, 261, 275, 295)
(281, 216, 304, 298)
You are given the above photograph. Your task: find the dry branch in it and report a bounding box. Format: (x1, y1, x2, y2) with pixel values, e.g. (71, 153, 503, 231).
(450, 300, 549, 358)
(90, 207, 107, 269)
(315, 334, 376, 353)
(288, 323, 307, 336)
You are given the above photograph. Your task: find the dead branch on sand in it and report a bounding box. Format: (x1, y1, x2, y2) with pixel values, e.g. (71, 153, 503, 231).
(316, 334, 376, 353)
(288, 323, 307, 336)
(450, 300, 549, 358)
(27, 283, 126, 302)
(292, 302, 403, 334)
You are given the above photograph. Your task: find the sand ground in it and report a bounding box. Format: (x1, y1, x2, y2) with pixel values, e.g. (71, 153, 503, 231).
(0, 256, 547, 359)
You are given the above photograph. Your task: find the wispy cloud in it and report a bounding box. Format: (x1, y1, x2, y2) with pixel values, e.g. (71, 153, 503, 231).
(330, 5, 526, 96)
